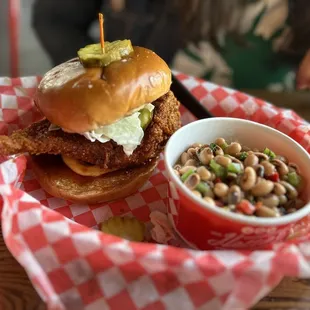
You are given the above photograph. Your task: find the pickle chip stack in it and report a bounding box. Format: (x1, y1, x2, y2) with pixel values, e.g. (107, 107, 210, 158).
(78, 40, 134, 67)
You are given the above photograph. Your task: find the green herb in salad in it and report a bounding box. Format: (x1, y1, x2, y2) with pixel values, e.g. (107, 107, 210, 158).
(263, 147, 276, 160)
(181, 169, 195, 182)
(287, 171, 301, 187)
(210, 159, 226, 178)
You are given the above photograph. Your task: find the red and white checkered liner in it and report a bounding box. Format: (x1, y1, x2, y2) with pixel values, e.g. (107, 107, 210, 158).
(1, 74, 310, 310)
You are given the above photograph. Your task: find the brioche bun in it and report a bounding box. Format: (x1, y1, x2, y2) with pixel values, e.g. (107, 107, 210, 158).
(34, 46, 171, 133)
(31, 155, 159, 204)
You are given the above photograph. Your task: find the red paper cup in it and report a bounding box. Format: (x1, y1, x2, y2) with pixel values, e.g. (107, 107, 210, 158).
(164, 118, 310, 250)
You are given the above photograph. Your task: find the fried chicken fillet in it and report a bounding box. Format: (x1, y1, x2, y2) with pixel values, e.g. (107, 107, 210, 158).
(0, 91, 180, 171)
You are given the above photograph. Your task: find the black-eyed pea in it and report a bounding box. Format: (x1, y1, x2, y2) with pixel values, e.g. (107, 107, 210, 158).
(283, 198, 304, 210)
(181, 152, 190, 165)
(227, 172, 238, 182)
(187, 147, 197, 157)
(191, 143, 202, 148)
(254, 165, 265, 178)
(197, 166, 211, 181)
(226, 154, 243, 165)
(288, 163, 300, 174)
(251, 178, 274, 197)
(253, 152, 269, 161)
(225, 142, 242, 156)
(215, 155, 232, 167)
(240, 167, 257, 191)
(209, 173, 216, 182)
(192, 190, 202, 198)
(276, 155, 288, 164)
(198, 147, 214, 165)
(227, 185, 242, 204)
(214, 182, 229, 197)
(271, 159, 289, 176)
(184, 173, 200, 190)
(179, 165, 196, 175)
(280, 181, 298, 199)
(204, 197, 216, 206)
(259, 194, 280, 208)
(279, 195, 288, 205)
(215, 137, 226, 146)
(174, 164, 182, 171)
(256, 205, 280, 217)
(244, 154, 259, 167)
(260, 161, 275, 176)
(273, 183, 286, 196)
(184, 159, 197, 167)
(214, 145, 224, 155)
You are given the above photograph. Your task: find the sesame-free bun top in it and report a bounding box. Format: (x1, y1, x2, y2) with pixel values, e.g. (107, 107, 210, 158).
(34, 46, 172, 133)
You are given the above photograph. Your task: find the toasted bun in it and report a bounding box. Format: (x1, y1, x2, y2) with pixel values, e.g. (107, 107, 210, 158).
(34, 47, 171, 133)
(30, 155, 159, 204)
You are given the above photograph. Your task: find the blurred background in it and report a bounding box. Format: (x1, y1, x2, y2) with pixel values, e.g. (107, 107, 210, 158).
(1, 0, 310, 118)
(1, 0, 51, 76)
(0, 0, 181, 77)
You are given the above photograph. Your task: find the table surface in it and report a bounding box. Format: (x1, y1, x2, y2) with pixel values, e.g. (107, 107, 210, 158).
(1, 90, 310, 310)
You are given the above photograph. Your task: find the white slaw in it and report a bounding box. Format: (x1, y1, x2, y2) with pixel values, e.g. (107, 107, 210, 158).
(48, 103, 155, 156)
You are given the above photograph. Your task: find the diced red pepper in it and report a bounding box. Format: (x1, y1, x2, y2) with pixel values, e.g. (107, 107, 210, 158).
(215, 177, 222, 184)
(236, 200, 256, 215)
(267, 172, 280, 182)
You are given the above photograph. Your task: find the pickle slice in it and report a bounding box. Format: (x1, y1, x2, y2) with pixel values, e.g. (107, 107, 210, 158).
(78, 40, 133, 67)
(101, 216, 145, 242)
(139, 108, 153, 130)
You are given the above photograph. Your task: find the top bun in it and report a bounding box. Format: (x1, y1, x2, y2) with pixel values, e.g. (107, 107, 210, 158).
(34, 47, 172, 133)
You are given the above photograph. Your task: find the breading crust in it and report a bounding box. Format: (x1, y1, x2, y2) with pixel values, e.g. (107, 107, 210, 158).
(0, 91, 181, 170)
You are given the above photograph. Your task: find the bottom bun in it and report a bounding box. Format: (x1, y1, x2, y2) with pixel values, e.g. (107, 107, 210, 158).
(30, 155, 159, 204)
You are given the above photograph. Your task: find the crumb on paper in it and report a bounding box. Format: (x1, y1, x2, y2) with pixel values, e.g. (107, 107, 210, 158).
(149, 211, 174, 244)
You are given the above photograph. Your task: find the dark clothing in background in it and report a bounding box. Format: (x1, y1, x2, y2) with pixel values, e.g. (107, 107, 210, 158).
(32, 0, 182, 66)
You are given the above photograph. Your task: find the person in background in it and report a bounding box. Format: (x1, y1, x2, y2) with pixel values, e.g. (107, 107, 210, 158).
(31, 0, 181, 67)
(173, 0, 310, 92)
(32, 0, 310, 91)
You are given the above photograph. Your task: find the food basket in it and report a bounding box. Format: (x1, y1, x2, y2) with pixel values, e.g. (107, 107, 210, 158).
(1, 74, 310, 310)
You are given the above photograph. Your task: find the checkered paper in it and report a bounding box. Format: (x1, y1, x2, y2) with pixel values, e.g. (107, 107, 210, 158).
(1, 75, 310, 310)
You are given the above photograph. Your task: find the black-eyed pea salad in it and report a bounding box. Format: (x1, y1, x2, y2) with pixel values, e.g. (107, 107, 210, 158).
(174, 138, 305, 218)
